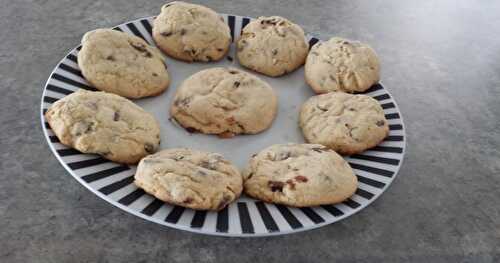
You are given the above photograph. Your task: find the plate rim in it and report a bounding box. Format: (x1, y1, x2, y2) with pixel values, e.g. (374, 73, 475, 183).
(39, 14, 407, 237)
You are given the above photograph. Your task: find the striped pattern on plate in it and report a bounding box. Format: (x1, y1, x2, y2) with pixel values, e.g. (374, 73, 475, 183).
(40, 15, 406, 237)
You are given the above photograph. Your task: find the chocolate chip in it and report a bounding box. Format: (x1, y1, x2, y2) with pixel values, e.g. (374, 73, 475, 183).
(144, 143, 155, 154)
(174, 97, 191, 107)
(130, 42, 152, 57)
(295, 175, 308, 183)
(227, 56, 233, 62)
(180, 29, 187, 35)
(200, 160, 217, 170)
(152, 73, 158, 77)
(376, 120, 385, 127)
(316, 105, 328, 112)
(236, 123, 246, 132)
(247, 172, 254, 179)
(272, 49, 278, 55)
(312, 147, 325, 153)
(185, 127, 198, 133)
(234, 81, 240, 88)
(160, 31, 172, 37)
(206, 55, 212, 61)
(276, 151, 291, 161)
(183, 197, 193, 204)
(113, 111, 120, 121)
(238, 40, 247, 51)
(349, 108, 356, 111)
(173, 155, 185, 161)
(217, 48, 224, 52)
(106, 55, 115, 61)
(228, 69, 238, 74)
(217, 195, 232, 210)
(268, 181, 285, 192)
(251, 153, 257, 158)
(261, 18, 278, 25)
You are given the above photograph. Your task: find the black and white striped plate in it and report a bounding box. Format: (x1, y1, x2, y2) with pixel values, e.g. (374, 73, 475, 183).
(40, 15, 406, 237)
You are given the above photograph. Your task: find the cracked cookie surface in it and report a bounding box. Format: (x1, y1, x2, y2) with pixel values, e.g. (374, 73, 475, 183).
(152, 1, 231, 62)
(134, 148, 242, 211)
(78, 29, 170, 99)
(45, 90, 161, 164)
(236, 16, 309, 77)
(243, 143, 357, 207)
(170, 67, 278, 136)
(305, 37, 380, 93)
(300, 92, 389, 155)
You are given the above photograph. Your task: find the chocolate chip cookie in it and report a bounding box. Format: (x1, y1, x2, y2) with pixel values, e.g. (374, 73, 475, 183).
(243, 143, 358, 207)
(236, 16, 309, 77)
(78, 29, 170, 99)
(170, 67, 278, 137)
(45, 90, 161, 164)
(134, 148, 243, 211)
(299, 92, 389, 155)
(152, 1, 231, 62)
(305, 37, 380, 93)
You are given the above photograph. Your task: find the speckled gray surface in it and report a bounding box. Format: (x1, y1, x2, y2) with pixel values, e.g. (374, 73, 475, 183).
(1, 0, 500, 262)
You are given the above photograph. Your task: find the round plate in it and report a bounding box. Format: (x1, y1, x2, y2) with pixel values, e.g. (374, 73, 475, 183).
(40, 15, 406, 237)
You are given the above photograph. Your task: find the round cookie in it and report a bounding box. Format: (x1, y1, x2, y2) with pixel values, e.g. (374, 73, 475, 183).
(236, 16, 309, 77)
(78, 29, 170, 99)
(170, 67, 278, 136)
(45, 90, 161, 164)
(305, 37, 380, 94)
(243, 143, 357, 207)
(299, 92, 389, 155)
(134, 148, 243, 211)
(152, 1, 231, 62)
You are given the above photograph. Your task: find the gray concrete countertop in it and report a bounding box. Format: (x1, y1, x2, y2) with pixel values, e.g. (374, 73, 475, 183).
(1, 0, 499, 262)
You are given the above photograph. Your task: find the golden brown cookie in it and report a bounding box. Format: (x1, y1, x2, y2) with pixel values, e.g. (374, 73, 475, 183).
(134, 148, 243, 211)
(299, 92, 389, 155)
(243, 143, 358, 207)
